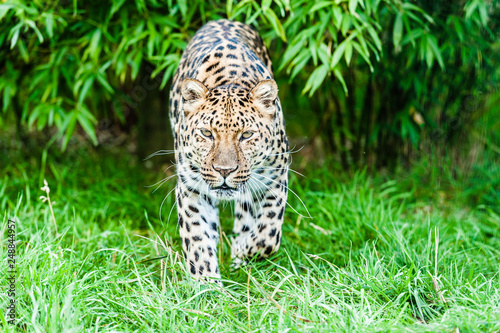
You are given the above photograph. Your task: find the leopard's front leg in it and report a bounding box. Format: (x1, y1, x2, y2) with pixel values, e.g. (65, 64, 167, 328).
(177, 183, 220, 281)
(231, 169, 288, 265)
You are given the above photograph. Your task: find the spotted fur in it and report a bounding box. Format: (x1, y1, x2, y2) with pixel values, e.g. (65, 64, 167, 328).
(169, 19, 289, 282)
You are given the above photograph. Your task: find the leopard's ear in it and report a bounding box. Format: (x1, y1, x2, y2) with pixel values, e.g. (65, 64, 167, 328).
(250, 80, 278, 116)
(181, 79, 208, 112)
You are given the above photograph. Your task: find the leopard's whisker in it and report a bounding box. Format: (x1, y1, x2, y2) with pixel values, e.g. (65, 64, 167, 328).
(148, 174, 177, 194)
(255, 173, 311, 218)
(170, 168, 203, 223)
(167, 172, 205, 224)
(250, 174, 310, 219)
(248, 177, 274, 224)
(245, 178, 261, 220)
(265, 145, 304, 157)
(248, 176, 276, 201)
(144, 150, 176, 160)
(163, 163, 178, 173)
(247, 177, 278, 218)
(145, 163, 178, 195)
(247, 178, 265, 218)
(159, 185, 177, 225)
(166, 193, 178, 224)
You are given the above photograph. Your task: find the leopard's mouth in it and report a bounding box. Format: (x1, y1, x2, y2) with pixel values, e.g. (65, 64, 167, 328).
(210, 183, 239, 198)
(212, 184, 235, 190)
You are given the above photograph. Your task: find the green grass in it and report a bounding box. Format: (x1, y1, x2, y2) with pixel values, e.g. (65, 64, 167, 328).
(1, 148, 499, 332)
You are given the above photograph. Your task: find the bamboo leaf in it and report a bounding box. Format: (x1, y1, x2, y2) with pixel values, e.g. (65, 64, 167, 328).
(333, 68, 348, 95)
(427, 35, 444, 70)
(96, 73, 114, 93)
(349, 0, 358, 14)
(332, 7, 343, 29)
(303, 64, 329, 96)
(0, 4, 15, 21)
(78, 76, 95, 106)
(77, 106, 98, 146)
(177, 0, 187, 19)
(226, 0, 233, 18)
(61, 112, 78, 151)
(44, 14, 54, 38)
(393, 12, 403, 49)
(10, 25, 20, 49)
(279, 39, 304, 71)
(425, 36, 434, 68)
(345, 42, 353, 65)
(289, 53, 311, 80)
(317, 43, 331, 66)
(352, 41, 373, 71)
(264, 8, 287, 41)
(310, 1, 333, 13)
(330, 40, 346, 69)
(89, 29, 102, 60)
(366, 24, 382, 51)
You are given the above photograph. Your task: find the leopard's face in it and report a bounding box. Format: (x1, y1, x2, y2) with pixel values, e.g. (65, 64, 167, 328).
(180, 79, 278, 198)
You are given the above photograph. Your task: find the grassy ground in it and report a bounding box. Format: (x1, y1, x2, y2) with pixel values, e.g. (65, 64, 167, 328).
(1, 148, 499, 332)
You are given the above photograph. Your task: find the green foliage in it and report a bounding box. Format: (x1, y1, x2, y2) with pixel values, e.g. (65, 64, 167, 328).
(1, 0, 436, 149)
(284, 0, 500, 169)
(275, 0, 437, 96)
(383, 0, 499, 147)
(1, 149, 499, 331)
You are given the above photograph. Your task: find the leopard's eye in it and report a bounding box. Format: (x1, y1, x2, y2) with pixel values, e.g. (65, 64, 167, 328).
(200, 129, 213, 138)
(241, 131, 254, 140)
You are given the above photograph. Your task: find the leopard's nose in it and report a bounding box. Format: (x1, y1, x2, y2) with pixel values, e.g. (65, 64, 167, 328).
(213, 164, 238, 178)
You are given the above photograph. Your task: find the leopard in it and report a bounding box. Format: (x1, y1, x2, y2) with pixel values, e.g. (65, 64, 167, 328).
(168, 19, 289, 282)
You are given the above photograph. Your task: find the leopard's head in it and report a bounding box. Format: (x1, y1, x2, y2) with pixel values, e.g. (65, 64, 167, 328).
(179, 78, 279, 198)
